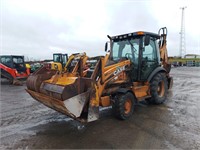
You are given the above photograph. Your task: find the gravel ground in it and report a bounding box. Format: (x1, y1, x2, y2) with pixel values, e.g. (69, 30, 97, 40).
(0, 67, 200, 149)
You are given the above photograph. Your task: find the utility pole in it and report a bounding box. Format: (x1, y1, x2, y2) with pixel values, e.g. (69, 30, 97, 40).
(179, 6, 187, 58)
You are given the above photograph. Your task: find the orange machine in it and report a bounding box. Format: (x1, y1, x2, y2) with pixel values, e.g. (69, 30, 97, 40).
(26, 27, 173, 122)
(0, 55, 30, 84)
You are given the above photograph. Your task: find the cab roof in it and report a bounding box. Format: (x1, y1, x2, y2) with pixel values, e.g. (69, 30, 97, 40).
(0, 55, 24, 58)
(110, 31, 160, 41)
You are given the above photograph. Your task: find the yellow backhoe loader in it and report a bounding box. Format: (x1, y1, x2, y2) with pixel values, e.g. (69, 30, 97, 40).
(51, 53, 68, 71)
(26, 52, 88, 92)
(26, 27, 173, 123)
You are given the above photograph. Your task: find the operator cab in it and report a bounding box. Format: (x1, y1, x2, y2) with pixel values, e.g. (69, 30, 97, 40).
(53, 53, 68, 68)
(108, 31, 161, 81)
(0, 55, 26, 73)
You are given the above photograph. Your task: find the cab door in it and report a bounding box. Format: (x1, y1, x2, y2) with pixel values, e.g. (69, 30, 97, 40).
(62, 54, 68, 68)
(140, 37, 159, 81)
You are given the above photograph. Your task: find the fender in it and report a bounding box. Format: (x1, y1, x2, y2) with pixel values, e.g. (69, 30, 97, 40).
(115, 88, 137, 103)
(147, 67, 166, 82)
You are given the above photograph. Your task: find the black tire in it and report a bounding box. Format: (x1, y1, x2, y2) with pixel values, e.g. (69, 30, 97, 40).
(113, 92, 136, 120)
(148, 73, 168, 104)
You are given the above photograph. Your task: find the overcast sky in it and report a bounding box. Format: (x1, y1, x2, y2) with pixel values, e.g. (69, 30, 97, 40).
(1, 0, 200, 60)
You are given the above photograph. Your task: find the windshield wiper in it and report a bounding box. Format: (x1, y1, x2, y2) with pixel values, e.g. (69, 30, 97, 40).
(128, 40, 137, 52)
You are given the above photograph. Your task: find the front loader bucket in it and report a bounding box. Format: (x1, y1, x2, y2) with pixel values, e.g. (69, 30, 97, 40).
(26, 57, 101, 123)
(26, 89, 90, 122)
(40, 77, 89, 100)
(27, 77, 99, 122)
(26, 66, 57, 92)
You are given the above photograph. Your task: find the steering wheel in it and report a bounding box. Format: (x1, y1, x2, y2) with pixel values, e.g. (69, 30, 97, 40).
(125, 53, 133, 60)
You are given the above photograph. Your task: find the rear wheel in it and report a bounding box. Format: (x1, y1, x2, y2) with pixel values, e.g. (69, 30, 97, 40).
(148, 73, 168, 104)
(113, 92, 135, 120)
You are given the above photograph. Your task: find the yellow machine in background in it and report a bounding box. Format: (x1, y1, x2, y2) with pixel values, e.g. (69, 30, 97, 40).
(51, 53, 88, 72)
(51, 53, 68, 71)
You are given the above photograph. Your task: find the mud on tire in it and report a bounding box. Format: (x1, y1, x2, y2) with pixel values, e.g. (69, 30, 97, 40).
(113, 92, 136, 120)
(148, 73, 168, 104)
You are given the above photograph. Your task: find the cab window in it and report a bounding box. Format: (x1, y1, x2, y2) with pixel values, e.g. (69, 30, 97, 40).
(111, 38, 139, 64)
(143, 40, 156, 61)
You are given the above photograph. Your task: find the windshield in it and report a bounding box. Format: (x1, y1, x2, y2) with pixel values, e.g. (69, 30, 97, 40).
(111, 38, 139, 64)
(62, 55, 67, 64)
(12, 56, 25, 70)
(13, 56, 24, 64)
(53, 54, 61, 62)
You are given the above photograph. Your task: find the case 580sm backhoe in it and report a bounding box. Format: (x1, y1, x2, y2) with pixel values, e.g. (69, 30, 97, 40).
(26, 27, 173, 123)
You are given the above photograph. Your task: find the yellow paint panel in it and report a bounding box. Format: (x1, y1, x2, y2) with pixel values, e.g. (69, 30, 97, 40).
(45, 75, 77, 86)
(51, 62, 62, 71)
(100, 96, 111, 107)
(56, 77, 77, 85)
(132, 85, 149, 98)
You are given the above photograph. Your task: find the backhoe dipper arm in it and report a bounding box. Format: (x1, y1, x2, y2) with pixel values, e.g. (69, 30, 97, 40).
(158, 27, 171, 73)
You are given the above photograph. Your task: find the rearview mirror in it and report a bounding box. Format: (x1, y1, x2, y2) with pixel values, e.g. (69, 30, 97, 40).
(105, 42, 108, 52)
(105, 41, 110, 52)
(144, 35, 150, 46)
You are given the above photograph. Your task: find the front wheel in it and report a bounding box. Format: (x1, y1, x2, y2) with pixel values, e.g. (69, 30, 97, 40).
(113, 92, 136, 120)
(148, 73, 168, 104)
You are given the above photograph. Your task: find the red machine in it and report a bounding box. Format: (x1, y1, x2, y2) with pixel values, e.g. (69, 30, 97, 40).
(0, 55, 30, 84)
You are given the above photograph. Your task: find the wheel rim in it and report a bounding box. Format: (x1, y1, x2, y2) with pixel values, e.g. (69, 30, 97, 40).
(124, 99, 132, 114)
(157, 81, 165, 97)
